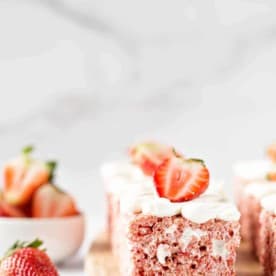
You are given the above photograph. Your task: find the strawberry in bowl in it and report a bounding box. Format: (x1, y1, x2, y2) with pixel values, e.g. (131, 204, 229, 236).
(32, 184, 79, 218)
(3, 146, 56, 206)
(0, 239, 58, 276)
(0, 146, 85, 263)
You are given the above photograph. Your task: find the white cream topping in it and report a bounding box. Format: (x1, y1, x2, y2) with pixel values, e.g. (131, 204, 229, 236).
(244, 181, 276, 199)
(233, 160, 273, 180)
(156, 244, 171, 265)
(120, 190, 240, 223)
(180, 228, 206, 249)
(180, 197, 240, 223)
(212, 240, 228, 259)
(204, 179, 227, 199)
(101, 161, 144, 181)
(102, 161, 240, 223)
(141, 197, 183, 217)
(101, 161, 151, 195)
(261, 194, 276, 214)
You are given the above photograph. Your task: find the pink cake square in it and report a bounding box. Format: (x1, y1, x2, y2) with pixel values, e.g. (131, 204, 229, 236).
(121, 215, 239, 275)
(233, 160, 272, 209)
(259, 195, 276, 276)
(100, 161, 149, 252)
(117, 192, 240, 276)
(102, 143, 240, 275)
(239, 182, 276, 258)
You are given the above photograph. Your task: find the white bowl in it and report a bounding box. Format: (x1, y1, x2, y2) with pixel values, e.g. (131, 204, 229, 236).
(0, 214, 85, 263)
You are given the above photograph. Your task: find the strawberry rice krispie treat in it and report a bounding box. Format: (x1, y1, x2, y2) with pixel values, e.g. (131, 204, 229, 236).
(239, 181, 276, 256)
(233, 142, 276, 211)
(259, 194, 276, 276)
(103, 142, 241, 275)
(101, 161, 150, 253)
(233, 142, 276, 244)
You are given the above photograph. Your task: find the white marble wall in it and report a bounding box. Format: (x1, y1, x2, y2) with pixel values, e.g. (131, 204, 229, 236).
(1, 1, 276, 273)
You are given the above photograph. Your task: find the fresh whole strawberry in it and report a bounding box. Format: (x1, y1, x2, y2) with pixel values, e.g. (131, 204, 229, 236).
(3, 146, 56, 206)
(0, 239, 58, 276)
(154, 156, 210, 202)
(129, 142, 179, 176)
(32, 184, 79, 218)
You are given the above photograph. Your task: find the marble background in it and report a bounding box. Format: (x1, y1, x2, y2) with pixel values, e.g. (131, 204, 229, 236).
(1, 1, 276, 274)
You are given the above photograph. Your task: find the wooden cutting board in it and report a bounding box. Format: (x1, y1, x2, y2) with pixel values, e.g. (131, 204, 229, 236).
(85, 232, 263, 276)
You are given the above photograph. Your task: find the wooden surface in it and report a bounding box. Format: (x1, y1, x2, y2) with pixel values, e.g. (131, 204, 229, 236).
(85, 232, 263, 276)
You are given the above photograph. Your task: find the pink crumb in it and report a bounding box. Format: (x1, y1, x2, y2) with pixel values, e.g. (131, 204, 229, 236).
(117, 213, 240, 276)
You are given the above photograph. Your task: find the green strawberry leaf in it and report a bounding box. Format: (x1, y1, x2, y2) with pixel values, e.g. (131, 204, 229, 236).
(3, 239, 44, 259)
(46, 161, 58, 182)
(21, 145, 34, 155)
(187, 158, 206, 165)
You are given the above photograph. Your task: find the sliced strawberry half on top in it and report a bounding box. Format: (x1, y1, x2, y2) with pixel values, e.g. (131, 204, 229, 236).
(129, 142, 178, 175)
(154, 156, 210, 202)
(32, 184, 79, 218)
(3, 146, 56, 206)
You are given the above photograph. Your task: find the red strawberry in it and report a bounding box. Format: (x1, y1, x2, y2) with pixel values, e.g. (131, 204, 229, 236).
(0, 195, 26, 218)
(129, 142, 178, 175)
(0, 239, 58, 276)
(154, 156, 210, 202)
(32, 184, 79, 218)
(3, 146, 56, 206)
(267, 142, 276, 163)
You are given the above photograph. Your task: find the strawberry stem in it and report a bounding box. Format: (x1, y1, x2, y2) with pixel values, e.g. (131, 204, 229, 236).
(3, 239, 44, 258)
(46, 161, 57, 182)
(21, 145, 34, 155)
(187, 158, 205, 165)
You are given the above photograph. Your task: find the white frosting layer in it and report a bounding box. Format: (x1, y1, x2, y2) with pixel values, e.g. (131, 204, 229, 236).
(180, 196, 240, 223)
(101, 161, 151, 195)
(120, 186, 240, 223)
(244, 181, 276, 199)
(233, 160, 273, 180)
(261, 194, 276, 214)
(102, 161, 240, 223)
(101, 161, 144, 181)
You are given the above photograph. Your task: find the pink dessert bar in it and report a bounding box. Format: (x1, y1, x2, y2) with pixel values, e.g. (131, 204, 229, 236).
(117, 192, 240, 276)
(239, 181, 276, 257)
(233, 158, 276, 243)
(259, 194, 276, 276)
(103, 142, 241, 275)
(101, 161, 149, 254)
(233, 160, 273, 210)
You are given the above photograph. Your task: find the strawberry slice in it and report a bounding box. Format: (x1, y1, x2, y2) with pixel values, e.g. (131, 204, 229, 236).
(129, 142, 178, 175)
(0, 192, 26, 217)
(32, 184, 79, 218)
(3, 146, 56, 206)
(154, 157, 210, 202)
(267, 142, 276, 162)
